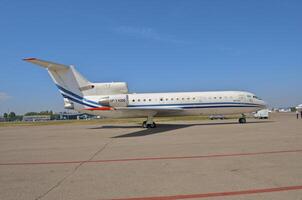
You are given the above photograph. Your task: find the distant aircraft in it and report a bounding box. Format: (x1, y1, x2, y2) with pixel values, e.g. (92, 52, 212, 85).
(24, 58, 266, 128)
(296, 104, 302, 112)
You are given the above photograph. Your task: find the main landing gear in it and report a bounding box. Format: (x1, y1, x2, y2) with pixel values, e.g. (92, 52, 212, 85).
(142, 115, 157, 128)
(142, 121, 156, 128)
(238, 114, 247, 124)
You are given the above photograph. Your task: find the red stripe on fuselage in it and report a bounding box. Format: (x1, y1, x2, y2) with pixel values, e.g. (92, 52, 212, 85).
(84, 107, 114, 111)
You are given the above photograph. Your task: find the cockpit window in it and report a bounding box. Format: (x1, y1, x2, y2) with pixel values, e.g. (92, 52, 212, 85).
(253, 96, 262, 100)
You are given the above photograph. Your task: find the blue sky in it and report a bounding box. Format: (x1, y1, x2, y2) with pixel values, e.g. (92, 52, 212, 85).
(0, 0, 301, 114)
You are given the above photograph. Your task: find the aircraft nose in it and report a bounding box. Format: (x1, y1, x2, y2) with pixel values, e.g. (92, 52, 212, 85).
(261, 100, 268, 108)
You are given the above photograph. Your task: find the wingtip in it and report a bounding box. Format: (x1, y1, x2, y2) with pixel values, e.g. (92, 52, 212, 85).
(23, 57, 37, 61)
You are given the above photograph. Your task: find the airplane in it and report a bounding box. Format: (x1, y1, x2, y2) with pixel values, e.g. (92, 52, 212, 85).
(24, 58, 267, 128)
(296, 104, 302, 112)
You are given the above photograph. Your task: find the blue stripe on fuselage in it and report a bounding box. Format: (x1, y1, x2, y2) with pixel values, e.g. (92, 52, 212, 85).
(127, 105, 261, 109)
(183, 105, 260, 109)
(128, 102, 263, 107)
(62, 94, 98, 108)
(55, 84, 100, 106)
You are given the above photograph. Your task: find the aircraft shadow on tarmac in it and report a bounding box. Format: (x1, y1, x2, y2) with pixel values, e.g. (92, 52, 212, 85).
(90, 120, 274, 138)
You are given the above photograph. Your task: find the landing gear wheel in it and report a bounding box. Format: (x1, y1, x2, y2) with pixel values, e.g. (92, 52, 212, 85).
(149, 122, 156, 128)
(142, 121, 156, 128)
(239, 118, 246, 124)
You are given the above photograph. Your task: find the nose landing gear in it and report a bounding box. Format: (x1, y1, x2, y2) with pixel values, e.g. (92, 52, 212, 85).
(238, 114, 247, 124)
(238, 118, 246, 123)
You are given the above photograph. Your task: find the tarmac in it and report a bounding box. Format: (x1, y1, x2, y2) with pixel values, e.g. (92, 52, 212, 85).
(0, 112, 302, 200)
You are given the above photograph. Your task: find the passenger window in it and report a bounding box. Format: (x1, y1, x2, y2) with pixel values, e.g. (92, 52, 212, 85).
(138, 99, 140, 102)
(171, 98, 174, 101)
(149, 99, 151, 101)
(143, 99, 146, 102)
(160, 98, 163, 101)
(132, 99, 135, 102)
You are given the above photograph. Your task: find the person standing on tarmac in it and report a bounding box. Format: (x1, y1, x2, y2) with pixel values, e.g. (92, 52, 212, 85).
(300, 111, 302, 119)
(296, 110, 299, 119)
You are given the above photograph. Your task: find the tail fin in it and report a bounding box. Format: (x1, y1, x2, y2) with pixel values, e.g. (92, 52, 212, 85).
(24, 58, 129, 110)
(24, 58, 96, 109)
(23, 58, 90, 96)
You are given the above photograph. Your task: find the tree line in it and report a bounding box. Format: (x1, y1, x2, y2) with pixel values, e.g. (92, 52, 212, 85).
(2, 112, 22, 121)
(1, 110, 60, 121)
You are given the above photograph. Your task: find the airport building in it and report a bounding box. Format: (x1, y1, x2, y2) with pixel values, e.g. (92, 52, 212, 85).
(22, 115, 51, 122)
(0, 116, 5, 122)
(58, 112, 99, 120)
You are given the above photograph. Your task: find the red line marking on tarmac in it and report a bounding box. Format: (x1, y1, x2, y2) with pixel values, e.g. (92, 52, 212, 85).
(0, 149, 302, 166)
(109, 185, 302, 200)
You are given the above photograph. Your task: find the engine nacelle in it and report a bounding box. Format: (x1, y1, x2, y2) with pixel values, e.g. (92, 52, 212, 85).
(99, 94, 128, 108)
(81, 82, 129, 96)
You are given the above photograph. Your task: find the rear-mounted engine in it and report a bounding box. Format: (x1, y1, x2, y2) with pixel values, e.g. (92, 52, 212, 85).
(99, 94, 128, 108)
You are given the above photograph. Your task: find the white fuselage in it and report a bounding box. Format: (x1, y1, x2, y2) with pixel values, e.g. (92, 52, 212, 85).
(82, 91, 266, 118)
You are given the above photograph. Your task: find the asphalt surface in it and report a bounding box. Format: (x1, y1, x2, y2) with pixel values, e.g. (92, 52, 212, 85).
(0, 113, 302, 200)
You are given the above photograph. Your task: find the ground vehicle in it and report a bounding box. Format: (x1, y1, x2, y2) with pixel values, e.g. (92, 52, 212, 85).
(254, 109, 269, 119)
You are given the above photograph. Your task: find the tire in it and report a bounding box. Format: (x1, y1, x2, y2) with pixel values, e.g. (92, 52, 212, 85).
(149, 122, 156, 128)
(239, 118, 246, 124)
(142, 121, 147, 128)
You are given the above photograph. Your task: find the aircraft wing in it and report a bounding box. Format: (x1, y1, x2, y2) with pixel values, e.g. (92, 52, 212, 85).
(23, 58, 69, 70)
(115, 106, 184, 116)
